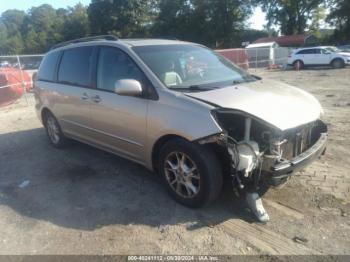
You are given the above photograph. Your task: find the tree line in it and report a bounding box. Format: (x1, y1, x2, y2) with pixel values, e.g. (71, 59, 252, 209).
(0, 0, 349, 54)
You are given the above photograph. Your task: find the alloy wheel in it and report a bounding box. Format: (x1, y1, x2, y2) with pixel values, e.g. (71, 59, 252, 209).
(164, 151, 200, 198)
(46, 117, 60, 144)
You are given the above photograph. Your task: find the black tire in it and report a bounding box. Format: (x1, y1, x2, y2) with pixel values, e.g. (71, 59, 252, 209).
(331, 59, 345, 69)
(43, 111, 68, 148)
(293, 60, 304, 70)
(159, 138, 223, 208)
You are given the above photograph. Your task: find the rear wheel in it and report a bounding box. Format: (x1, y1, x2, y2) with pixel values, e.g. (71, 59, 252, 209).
(44, 112, 68, 148)
(331, 59, 345, 69)
(159, 138, 223, 208)
(293, 60, 304, 70)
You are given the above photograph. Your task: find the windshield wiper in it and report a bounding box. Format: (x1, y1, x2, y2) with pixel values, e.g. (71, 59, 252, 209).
(232, 80, 245, 85)
(168, 85, 215, 91)
(232, 75, 260, 85)
(188, 85, 216, 90)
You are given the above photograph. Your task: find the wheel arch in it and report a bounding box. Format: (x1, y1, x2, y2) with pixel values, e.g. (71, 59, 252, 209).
(293, 59, 304, 65)
(151, 133, 231, 178)
(151, 134, 190, 172)
(331, 57, 345, 64)
(293, 59, 303, 63)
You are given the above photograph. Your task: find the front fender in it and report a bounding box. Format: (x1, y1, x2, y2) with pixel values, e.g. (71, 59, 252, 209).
(144, 90, 222, 169)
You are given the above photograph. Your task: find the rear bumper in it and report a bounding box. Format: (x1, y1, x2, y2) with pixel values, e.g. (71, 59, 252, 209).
(267, 132, 327, 186)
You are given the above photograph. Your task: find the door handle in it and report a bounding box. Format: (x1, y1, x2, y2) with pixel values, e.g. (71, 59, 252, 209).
(81, 93, 89, 100)
(91, 95, 101, 103)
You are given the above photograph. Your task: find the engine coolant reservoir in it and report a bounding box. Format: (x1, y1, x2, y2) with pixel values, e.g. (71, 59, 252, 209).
(237, 141, 260, 177)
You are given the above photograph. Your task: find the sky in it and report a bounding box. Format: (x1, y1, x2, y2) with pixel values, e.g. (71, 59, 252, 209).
(0, 0, 91, 14)
(0, 0, 268, 30)
(248, 7, 267, 30)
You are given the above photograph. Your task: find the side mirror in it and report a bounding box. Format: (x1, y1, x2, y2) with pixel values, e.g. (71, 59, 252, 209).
(114, 79, 143, 96)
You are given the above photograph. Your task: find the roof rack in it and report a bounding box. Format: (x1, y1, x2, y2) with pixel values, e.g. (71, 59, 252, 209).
(50, 35, 119, 50)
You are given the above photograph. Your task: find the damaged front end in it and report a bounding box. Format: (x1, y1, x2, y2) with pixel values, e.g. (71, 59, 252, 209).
(198, 109, 328, 221)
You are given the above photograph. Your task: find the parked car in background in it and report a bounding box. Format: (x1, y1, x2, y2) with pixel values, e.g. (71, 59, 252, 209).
(288, 46, 350, 69)
(34, 36, 328, 222)
(0, 61, 10, 68)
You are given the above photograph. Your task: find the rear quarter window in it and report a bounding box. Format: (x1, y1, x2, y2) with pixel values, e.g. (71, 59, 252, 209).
(37, 51, 61, 82)
(58, 46, 94, 87)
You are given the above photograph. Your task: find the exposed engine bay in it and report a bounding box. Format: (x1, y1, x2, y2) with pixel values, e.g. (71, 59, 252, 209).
(198, 109, 328, 222)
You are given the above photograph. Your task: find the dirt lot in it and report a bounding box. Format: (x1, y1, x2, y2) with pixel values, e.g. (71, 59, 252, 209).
(0, 68, 349, 255)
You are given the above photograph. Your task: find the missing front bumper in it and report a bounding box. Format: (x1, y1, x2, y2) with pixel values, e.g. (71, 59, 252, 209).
(266, 132, 327, 186)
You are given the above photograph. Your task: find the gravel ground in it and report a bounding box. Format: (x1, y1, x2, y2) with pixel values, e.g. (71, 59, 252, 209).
(0, 67, 349, 255)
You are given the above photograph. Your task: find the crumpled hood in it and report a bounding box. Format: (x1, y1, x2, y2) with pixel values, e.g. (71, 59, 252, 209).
(185, 79, 323, 131)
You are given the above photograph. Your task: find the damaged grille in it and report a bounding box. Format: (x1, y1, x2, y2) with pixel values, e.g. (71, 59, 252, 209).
(280, 120, 327, 160)
(214, 109, 327, 163)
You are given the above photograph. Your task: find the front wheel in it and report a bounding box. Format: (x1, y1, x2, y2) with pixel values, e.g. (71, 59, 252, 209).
(331, 59, 345, 69)
(159, 138, 223, 208)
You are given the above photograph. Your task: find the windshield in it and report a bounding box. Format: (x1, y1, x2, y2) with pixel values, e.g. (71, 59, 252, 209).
(325, 47, 340, 53)
(132, 44, 255, 91)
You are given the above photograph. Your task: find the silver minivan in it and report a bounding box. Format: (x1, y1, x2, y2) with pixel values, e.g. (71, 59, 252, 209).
(34, 36, 327, 221)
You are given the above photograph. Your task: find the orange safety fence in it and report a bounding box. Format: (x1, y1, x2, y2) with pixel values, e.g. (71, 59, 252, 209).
(0, 67, 32, 107)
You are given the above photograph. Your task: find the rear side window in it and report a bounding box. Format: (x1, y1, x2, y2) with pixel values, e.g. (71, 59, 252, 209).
(58, 46, 94, 87)
(297, 49, 315, 55)
(37, 51, 61, 82)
